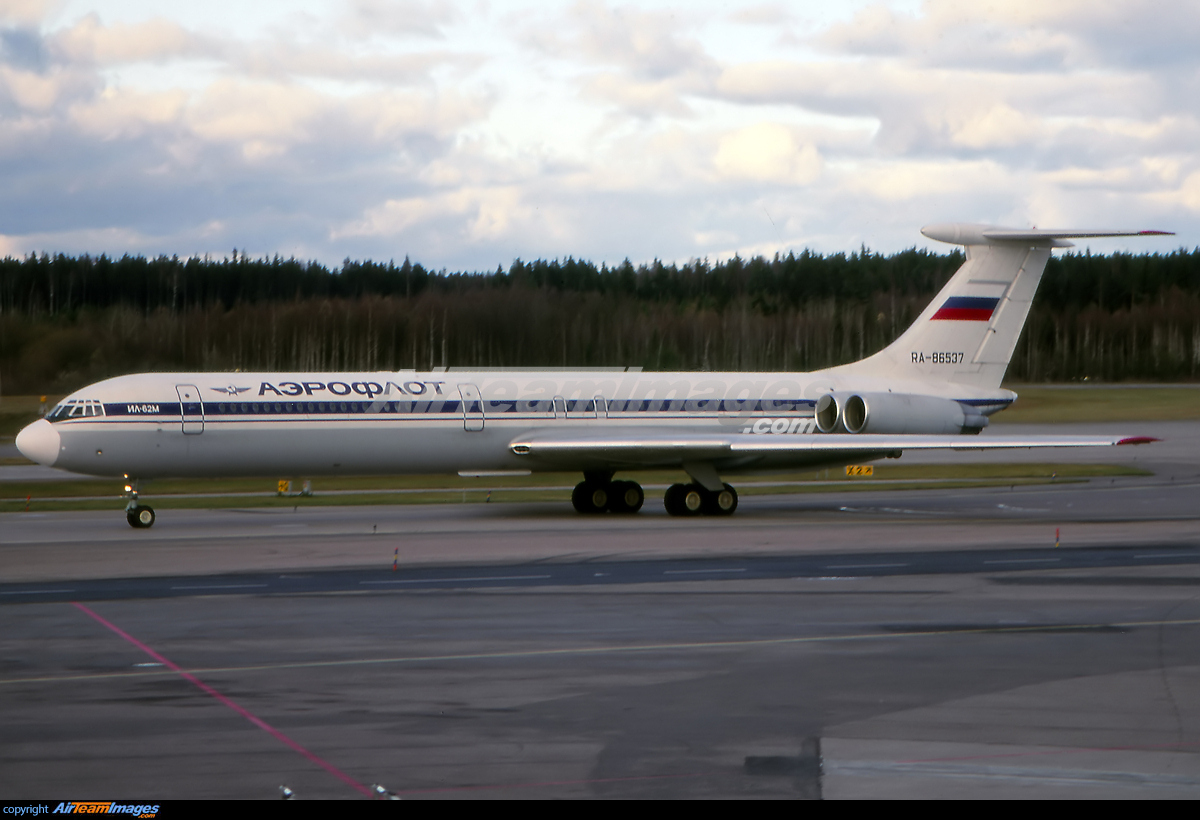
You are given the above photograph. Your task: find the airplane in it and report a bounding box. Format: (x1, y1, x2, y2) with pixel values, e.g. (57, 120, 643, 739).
(15, 223, 1169, 528)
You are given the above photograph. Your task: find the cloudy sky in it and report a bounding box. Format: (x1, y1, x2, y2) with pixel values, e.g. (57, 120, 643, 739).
(0, 0, 1195, 269)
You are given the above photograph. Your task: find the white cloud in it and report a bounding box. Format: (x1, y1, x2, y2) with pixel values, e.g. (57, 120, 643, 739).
(728, 4, 796, 27)
(840, 157, 1017, 203)
(713, 122, 821, 184)
(340, 0, 459, 39)
(1157, 171, 1200, 213)
(335, 185, 535, 243)
(0, 1, 1191, 268)
(68, 86, 186, 139)
(948, 103, 1041, 150)
(818, 0, 1200, 71)
(0, 0, 63, 27)
(523, 1, 718, 117)
(49, 13, 208, 65)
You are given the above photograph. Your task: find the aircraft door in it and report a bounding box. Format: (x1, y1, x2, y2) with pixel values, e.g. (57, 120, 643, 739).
(176, 384, 204, 434)
(458, 383, 484, 431)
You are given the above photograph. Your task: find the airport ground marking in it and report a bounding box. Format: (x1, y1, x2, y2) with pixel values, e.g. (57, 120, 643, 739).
(169, 583, 269, 590)
(663, 568, 747, 575)
(361, 574, 551, 585)
(824, 759, 1200, 787)
(890, 738, 1200, 766)
(9, 614, 1200, 689)
(70, 601, 375, 798)
(983, 558, 1061, 565)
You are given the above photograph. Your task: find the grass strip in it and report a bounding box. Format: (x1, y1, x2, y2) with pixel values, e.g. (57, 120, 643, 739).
(0, 478, 1091, 512)
(0, 462, 1143, 512)
(0, 462, 1149, 502)
(995, 385, 1200, 423)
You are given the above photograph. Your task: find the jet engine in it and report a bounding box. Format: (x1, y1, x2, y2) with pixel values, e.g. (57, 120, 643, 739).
(814, 392, 987, 435)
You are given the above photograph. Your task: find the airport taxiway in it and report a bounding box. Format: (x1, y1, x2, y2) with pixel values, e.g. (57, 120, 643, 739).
(2, 433, 1199, 799)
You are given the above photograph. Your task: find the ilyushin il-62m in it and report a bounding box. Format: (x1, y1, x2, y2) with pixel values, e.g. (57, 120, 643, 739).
(16, 224, 1167, 528)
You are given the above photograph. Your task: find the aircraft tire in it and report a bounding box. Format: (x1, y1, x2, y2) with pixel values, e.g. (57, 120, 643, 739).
(682, 484, 705, 515)
(702, 484, 738, 516)
(127, 505, 156, 528)
(663, 483, 688, 516)
(572, 481, 608, 513)
(608, 480, 644, 514)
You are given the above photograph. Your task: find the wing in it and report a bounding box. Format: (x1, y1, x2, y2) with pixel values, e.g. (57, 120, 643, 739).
(508, 430, 1156, 469)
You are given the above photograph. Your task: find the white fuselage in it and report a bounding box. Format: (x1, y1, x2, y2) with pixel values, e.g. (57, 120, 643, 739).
(32, 369, 1013, 479)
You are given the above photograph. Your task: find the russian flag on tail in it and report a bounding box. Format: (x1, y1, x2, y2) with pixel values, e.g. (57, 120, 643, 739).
(931, 296, 999, 321)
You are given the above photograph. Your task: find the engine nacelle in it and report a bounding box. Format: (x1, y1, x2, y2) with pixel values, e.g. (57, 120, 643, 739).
(815, 392, 987, 435)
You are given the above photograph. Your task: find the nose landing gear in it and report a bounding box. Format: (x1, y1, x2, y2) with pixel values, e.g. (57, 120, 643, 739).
(127, 505, 156, 528)
(123, 479, 156, 528)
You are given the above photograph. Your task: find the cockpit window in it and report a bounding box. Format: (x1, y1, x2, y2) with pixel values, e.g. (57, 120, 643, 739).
(47, 399, 104, 422)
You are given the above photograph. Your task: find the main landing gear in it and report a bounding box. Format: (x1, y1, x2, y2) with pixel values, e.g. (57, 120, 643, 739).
(571, 475, 645, 514)
(663, 482, 738, 517)
(570, 473, 739, 517)
(124, 479, 156, 529)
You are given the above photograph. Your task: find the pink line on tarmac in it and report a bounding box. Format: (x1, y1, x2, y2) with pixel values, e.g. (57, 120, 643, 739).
(72, 601, 374, 798)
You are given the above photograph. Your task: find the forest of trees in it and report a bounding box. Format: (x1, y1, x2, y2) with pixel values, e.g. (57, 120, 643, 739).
(1, 246, 1198, 394)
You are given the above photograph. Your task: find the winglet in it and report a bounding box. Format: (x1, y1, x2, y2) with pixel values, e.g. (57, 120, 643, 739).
(1116, 436, 1160, 446)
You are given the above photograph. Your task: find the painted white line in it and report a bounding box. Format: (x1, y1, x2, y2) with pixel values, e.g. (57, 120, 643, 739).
(1135, 553, 1193, 559)
(824, 759, 1200, 787)
(0, 589, 74, 595)
(361, 575, 551, 585)
(983, 558, 1061, 565)
(825, 563, 908, 569)
(663, 568, 747, 575)
(170, 583, 270, 590)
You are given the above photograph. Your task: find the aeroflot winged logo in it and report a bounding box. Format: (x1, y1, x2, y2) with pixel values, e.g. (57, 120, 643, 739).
(210, 385, 252, 396)
(931, 296, 1000, 321)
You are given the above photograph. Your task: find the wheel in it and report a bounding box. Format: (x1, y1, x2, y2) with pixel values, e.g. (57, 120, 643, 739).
(702, 483, 738, 516)
(571, 481, 591, 512)
(571, 481, 608, 513)
(664, 483, 688, 516)
(682, 484, 705, 515)
(607, 480, 644, 514)
(127, 505, 155, 528)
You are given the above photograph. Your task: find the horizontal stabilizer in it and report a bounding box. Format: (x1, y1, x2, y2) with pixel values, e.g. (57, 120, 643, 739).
(922, 223, 1173, 247)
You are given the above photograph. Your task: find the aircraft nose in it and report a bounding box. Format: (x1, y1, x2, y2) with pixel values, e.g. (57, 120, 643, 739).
(15, 418, 61, 467)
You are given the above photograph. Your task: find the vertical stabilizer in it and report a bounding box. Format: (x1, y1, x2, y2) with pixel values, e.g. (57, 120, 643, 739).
(830, 224, 1172, 390)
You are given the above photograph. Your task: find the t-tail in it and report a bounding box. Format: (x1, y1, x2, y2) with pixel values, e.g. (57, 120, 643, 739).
(831, 224, 1173, 390)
